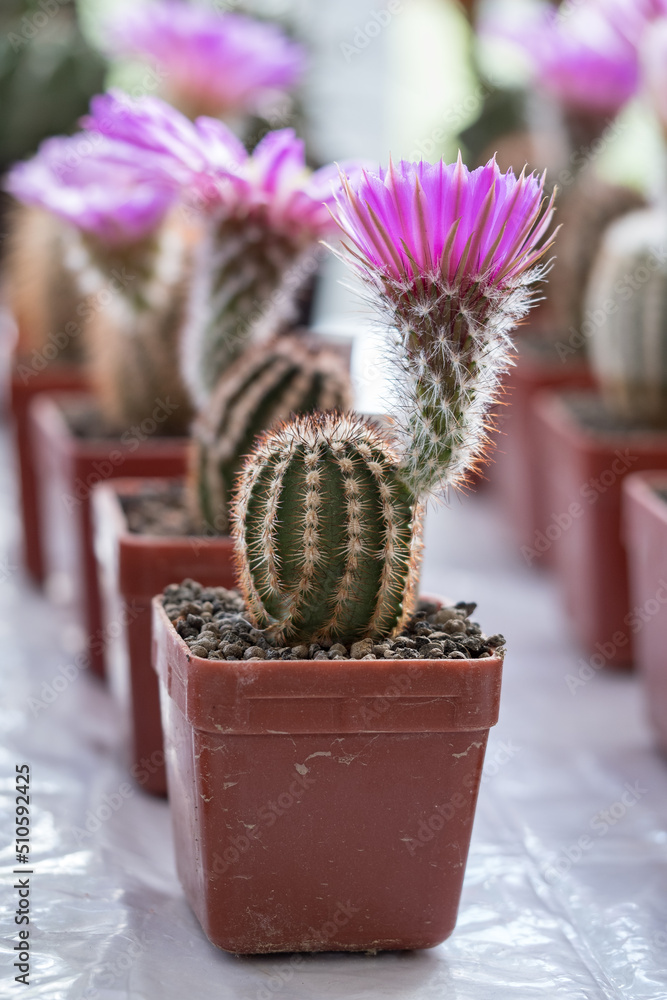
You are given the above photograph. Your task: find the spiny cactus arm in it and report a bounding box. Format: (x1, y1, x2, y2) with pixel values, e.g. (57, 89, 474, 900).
(190, 336, 353, 534)
(232, 413, 422, 644)
(181, 216, 311, 409)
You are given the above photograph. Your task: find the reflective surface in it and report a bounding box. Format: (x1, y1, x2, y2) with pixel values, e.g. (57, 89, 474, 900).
(1, 424, 667, 999)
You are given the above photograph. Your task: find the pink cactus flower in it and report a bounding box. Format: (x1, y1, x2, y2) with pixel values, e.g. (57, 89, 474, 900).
(330, 155, 557, 493)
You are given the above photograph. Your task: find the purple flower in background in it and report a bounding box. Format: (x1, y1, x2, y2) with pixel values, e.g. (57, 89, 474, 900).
(329, 156, 557, 494)
(201, 127, 365, 240)
(85, 92, 363, 241)
(5, 133, 178, 246)
(484, 3, 639, 115)
(107, 1, 305, 119)
(602, 0, 667, 46)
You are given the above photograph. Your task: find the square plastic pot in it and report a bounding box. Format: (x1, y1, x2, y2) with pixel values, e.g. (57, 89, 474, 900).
(29, 392, 188, 679)
(9, 363, 88, 584)
(93, 478, 236, 795)
(489, 342, 592, 568)
(535, 390, 667, 667)
(153, 597, 503, 954)
(623, 473, 667, 750)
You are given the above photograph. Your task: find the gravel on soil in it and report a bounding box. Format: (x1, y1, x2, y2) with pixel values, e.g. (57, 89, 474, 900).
(161, 579, 506, 662)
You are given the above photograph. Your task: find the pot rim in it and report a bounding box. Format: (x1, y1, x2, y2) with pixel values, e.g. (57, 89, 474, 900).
(152, 596, 504, 736)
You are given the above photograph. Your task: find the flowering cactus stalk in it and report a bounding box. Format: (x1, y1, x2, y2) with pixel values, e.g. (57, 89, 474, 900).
(85, 93, 365, 411)
(5, 125, 193, 433)
(233, 155, 556, 645)
(179, 129, 364, 409)
(331, 156, 556, 495)
(587, 207, 667, 427)
(233, 412, 422, 643)
(190, 335, 352, 535)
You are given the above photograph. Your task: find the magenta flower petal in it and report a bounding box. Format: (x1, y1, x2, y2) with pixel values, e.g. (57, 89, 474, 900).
(5, 133, 177, 245)
(106, 1, 305, 117)
(330, 155, 558, 495)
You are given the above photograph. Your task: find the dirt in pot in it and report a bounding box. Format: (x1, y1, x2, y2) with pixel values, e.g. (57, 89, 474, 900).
(563, 393, 667, 438)
(120, 481, 197, 536)
(161, 580, 506, 662)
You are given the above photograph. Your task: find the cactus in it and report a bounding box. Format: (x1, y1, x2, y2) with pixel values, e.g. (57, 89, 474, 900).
(232, 411, 423, 644)
(76, 215, 195, 435)
(181, 215, 311, 409)
(190, 335, 352, 535)
(587, 206, 667, 427)
(232, 156, 556, 646)
(548, 169, 645, 345)
(3, 205, 86, 365)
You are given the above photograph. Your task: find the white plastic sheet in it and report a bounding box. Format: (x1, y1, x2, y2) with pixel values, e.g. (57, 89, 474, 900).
(2, 424, 667, 1000)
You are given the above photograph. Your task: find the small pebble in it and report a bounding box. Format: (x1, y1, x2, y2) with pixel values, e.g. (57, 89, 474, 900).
(190, 644, 209, 658)
(292, 644, 310, 659)
(244, 646, 266, 660)
(350, 638, 374, 659)
(329, 643, 347, 657)
(448, 650, 467, 659)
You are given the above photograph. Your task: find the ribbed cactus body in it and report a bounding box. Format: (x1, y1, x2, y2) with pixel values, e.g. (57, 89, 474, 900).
(587, 207, 667, 426)
(549, 170, 645, 342)
(81, 216, 194, 435)
(191, 336, 352, 535)
(182, 214, 310, 409)
(233, 412, 422, 644)
(5, 206, 86, 364)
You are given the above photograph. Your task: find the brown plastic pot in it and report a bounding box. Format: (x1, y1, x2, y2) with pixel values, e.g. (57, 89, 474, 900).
(93, 478, 236, 795)
(9, 363, 88, 584)
(535, 390, 667, 668)
(29, 392, 188, 680)
(153, 597, 503, 954)
(489, 342, 592, 567)
(623, 473, 667, 749)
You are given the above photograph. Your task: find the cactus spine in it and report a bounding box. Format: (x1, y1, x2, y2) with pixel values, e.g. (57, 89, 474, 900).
(587, 207, 667, 427)
(190, 335, 352, 535)
(233, 412, 422, 644)
(182, 213, 313, 410)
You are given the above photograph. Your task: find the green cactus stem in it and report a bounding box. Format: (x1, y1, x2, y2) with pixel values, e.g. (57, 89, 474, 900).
(190, 335, 352, 536)
(78, 216, 194, 435)
(182, 214, 315, 409)
(232, 411, 423, 644)
(587, 206, 667, 427)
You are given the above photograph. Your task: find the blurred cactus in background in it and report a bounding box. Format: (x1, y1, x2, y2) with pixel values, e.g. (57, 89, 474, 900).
(587, 207, 667, 427)
(5, 117, 194, 434)
(85, 91, 364, 410)
(3, 205, 87, 364)
(190, 334, 352, 536)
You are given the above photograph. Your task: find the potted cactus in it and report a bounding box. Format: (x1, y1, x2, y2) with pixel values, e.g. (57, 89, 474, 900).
(93, 334, 351, 795)
(152, 153, 556, 953)
(536, 206, 667, 667)
(623, 472, 667, 749)
(481, 1, 645, 557)
(4, 205, 92, 584)
(5, 115, 198, 676)
(535, 11, 667, 665)
(87, 105, 358, 785)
